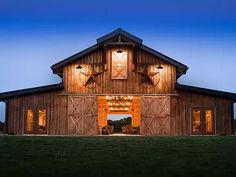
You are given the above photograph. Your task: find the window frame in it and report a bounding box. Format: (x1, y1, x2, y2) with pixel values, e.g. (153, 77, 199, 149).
(191, 107, 216, 135)
(23, 106, 49, 135)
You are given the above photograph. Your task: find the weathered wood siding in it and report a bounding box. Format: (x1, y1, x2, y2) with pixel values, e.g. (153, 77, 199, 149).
(4, 46, 234, 136)
(67, 96, 98, 135)
(171, 91, 233, 135)
(6, 91, 68, 135)
(63, 47, 176, 94)
(140, 96, 171, 135)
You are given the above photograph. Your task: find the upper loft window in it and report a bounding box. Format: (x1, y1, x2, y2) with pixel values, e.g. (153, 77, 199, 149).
(111, 49, 128, 79)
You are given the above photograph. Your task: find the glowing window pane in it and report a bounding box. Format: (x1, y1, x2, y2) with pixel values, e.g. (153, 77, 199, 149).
(26, 109, 34, 132)
(193, 110, 201, 133)
(39, 109, 46, 130)
(205, 110, 213, 132)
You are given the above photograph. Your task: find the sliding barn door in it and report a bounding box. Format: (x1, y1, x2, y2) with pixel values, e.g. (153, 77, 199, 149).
(67, 96, 98, 135)
(141, 96, 171, 135)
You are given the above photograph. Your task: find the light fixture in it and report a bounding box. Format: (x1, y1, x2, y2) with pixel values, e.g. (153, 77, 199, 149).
(117, 49, 123, 53)
(157, 65, 163, 70)
(76, 65, 83, 70)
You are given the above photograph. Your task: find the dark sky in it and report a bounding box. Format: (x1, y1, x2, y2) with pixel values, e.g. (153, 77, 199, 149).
(0, 0, 236, 121)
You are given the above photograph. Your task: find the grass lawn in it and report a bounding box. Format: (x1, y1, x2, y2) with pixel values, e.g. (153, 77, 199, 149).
(0, 136, 236, 177)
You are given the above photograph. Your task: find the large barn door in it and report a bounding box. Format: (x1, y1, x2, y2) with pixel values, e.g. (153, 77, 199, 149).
(67, 96, 98, 135)
(140, 96, 170, 135)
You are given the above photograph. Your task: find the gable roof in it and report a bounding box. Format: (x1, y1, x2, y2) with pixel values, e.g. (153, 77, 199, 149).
(140, 44, 188, 72)
(51, 44, 99, 73)
(176, 83, 236, 101)
(51, 28, 188, 75)
(97, 27, 143, 44)
(0, 83, 64, 101)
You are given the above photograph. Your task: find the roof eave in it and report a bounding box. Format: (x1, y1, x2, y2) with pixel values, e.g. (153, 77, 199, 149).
(51, 28, 188, 77)
(51, 44, 99, 72)
(0, 83, 64, 101)
(140, 45, 188, 75)
(176, 83, 236, 101)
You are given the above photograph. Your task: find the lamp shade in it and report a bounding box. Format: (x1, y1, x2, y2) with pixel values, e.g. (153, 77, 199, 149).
(76, 65, 83, 69)
(157, 65, 163, 69)
(117, 49, 123, 53)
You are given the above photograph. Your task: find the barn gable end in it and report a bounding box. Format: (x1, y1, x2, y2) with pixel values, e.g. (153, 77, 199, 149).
(0, 28, 235, 136)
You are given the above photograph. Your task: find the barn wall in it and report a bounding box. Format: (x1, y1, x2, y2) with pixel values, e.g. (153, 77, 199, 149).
(5, 90, 233, 136)
(63, 47, 176, 94)
(171, 91, 233, 135)
(6, 90, 68, 135)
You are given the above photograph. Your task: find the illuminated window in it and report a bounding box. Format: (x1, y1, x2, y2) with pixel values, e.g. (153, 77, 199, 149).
(111, 49, 128, 79)
(26, 109, 34, 132)
(205, 110, 213, 132)
(192, 109, 201, 133)
(24, 107, 47, 133)
(192, 108, 214, 134)
(39, 109, 47, 130)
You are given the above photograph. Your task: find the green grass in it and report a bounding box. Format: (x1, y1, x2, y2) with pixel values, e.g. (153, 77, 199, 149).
(0, 136, 236, 177)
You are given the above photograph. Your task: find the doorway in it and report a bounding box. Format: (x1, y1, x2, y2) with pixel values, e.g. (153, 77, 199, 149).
(107, 114, 132, 134)
(24, 107, 47, 134)
(97, 96, 141, 135)
(192, 108, 215, 135)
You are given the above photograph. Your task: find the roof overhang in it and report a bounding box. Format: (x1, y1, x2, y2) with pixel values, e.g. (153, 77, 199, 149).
(51, 44, 100, 74)
(51, 28, 188, 77)
(0, 83, 64, 101)
(176, 83, 236, 101)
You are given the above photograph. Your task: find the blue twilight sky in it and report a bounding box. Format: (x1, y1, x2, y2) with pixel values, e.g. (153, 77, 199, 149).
(108, 114, 132, 121)
(0, 0, 236, 121)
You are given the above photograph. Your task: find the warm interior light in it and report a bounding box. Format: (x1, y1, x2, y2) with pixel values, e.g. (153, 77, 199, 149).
(26, 109, 34, 131)
(39, 109, 46, 128)
(105, 95, 133, 112)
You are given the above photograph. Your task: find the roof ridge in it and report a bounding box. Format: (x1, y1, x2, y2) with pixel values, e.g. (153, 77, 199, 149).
(51, 28, 188, 76)
(96, 28, 143, 44)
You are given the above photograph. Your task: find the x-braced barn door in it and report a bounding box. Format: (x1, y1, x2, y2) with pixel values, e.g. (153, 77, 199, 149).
(67, 96, 98, 135)
(141, 96, 171, 135)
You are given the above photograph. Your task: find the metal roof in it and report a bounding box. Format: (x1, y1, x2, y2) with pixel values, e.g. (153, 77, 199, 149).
(51, 44, 99, 73)
(0, 83, 64, 101)
(141, 44, 188, 71)
(51, 28, 188, 75)
(97, 28, 143, 44)
(176, 83, 236, 101)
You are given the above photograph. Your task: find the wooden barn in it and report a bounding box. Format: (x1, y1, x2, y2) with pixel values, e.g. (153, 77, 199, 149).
(0, 28, 235, 136)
